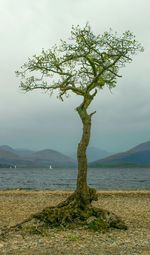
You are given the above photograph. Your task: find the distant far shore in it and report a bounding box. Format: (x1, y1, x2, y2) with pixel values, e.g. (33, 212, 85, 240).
(0, 189, 150, 196)
(0, 188, 150, 193)
(0, 188, 150, 196)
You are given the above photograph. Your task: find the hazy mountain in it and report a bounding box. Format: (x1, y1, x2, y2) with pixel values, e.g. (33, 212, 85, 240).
(90, 141, 150, 168)
(0, 146, 76, 168)
(26, 149, 76, 168)
(14, 149, 34, 157)
(71, 146, 110, 162)
(0, 145, 14, 152)
(128, 141, 150, 153)
(0, 148, 19, 160)
(87, 147, 110, 162)
(0, 145, 34, 157)
(0, 148, 21, 167)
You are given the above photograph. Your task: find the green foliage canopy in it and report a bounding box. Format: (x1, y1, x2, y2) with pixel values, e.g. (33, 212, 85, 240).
(16, 24, 143, 101)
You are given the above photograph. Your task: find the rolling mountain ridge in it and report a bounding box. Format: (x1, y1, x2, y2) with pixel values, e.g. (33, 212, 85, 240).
(0, 146, 76, 168)
(1, 140, 150, 168)
(89, 141, 150, 167)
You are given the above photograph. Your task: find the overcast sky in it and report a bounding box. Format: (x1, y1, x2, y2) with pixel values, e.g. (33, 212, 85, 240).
(0, 0, 150, 154)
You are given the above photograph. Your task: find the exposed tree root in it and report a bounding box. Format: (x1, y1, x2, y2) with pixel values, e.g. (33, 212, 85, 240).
(0, 189, 127, 239)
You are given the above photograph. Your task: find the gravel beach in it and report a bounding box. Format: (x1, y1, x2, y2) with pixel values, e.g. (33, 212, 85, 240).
(0, 190, 150, 255)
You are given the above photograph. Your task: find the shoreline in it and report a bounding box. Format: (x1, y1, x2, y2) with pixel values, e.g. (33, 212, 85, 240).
(1, 189, 150, 199)
(0, 188, 150, 193)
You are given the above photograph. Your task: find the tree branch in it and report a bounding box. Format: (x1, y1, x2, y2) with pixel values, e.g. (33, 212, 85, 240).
(86, 54, 122, 92)
(89, 111, 96, 117)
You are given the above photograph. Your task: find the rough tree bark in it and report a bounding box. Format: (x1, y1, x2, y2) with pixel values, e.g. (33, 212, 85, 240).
(72, 93, 98, 207)
(76, 108, 91, 200)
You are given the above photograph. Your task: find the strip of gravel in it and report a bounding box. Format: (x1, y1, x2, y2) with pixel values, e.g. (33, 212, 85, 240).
(0, 190, 150, 255)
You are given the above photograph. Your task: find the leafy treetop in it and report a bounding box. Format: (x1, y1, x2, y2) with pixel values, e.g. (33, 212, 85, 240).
(16, 24, 143, 101)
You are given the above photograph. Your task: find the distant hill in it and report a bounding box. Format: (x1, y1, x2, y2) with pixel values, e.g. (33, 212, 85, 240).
(0, 145, 14, 153)
(0, 148, 20, 160)
(71, 146, 110, 162)
(0, 145, 34, 157)
(128, 141, 150, 153)
(0, 145, 76, 168)
(27, 149, 76, 168)
(89, 141, 150, 168)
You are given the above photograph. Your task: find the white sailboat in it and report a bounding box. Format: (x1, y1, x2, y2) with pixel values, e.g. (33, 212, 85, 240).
(49, 165, 52, 169)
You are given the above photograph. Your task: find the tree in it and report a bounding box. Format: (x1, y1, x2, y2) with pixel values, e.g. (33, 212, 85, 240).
(16, 24, 143, 230)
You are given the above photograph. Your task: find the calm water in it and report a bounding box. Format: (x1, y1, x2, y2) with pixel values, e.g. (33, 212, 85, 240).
(0, 168, 150, 190)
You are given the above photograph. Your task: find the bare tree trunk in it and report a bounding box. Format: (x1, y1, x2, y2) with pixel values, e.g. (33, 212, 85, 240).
(74, 99, 98, 207)
(76, 108, 91, 194)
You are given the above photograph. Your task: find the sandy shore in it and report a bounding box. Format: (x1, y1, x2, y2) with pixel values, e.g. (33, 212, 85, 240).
(0, 189, 150, 254)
